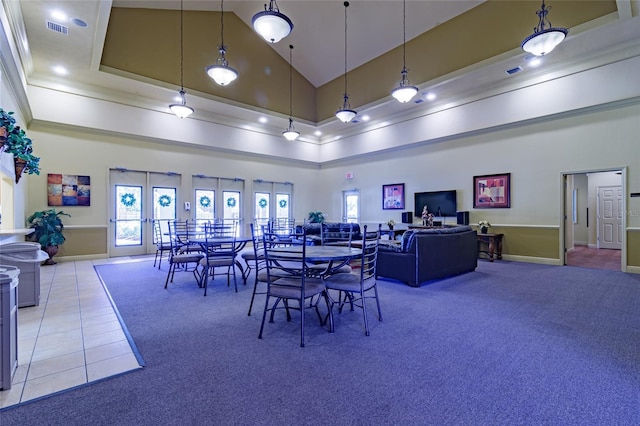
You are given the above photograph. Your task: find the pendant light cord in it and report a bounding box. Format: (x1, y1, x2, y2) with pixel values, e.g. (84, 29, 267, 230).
(179, 0, 185, 91)
(402, 0, 407, 69)
(220, 0, 225, 48)
(343, 1, 349, 96)
(288, 44, 294, 118)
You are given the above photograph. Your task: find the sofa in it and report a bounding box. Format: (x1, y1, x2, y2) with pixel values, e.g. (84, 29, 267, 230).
(376, 226, 478, 287)
(295, 222, 362, 245)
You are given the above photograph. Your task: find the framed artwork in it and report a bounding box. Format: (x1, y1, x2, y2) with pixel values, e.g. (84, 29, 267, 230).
(48, 173, 91, 206)
(382, 183, 405, 210)
(473, 173, 510, 208)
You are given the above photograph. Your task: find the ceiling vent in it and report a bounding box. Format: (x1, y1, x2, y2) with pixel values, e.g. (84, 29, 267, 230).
(46, 21, 69, 35)
(505, 66, 523, 75)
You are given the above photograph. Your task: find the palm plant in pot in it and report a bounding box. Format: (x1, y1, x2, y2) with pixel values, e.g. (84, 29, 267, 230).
(27, 209, 71, 265)
(0, 108, 40, 182)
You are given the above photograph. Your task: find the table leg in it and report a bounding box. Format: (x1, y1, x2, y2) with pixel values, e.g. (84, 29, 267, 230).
(496, 237, 503, 260)
(488, 237, 495, 262)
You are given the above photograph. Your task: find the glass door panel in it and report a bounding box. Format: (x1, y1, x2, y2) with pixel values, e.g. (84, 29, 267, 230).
(195, 189, 215, 227)
(222, 190, 240, 235)
(344, 190, 359, 223)
(115, 185, 143, 247)
(276, 193, 290, 219)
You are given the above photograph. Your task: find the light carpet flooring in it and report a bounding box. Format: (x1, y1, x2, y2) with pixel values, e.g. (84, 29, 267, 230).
(0, 257, 144, 409)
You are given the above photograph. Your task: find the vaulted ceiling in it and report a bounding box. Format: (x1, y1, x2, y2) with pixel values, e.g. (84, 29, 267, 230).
(7, 0, 638, 145)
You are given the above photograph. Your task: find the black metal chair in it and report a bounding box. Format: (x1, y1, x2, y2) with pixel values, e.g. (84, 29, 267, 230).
(259, 231, 333, 347)
(164, 221, 204, 289)
(198, 221, 238, 296)
(323, 225, 382, 336)
(153, 219, 172, 269)
(245, 223, 278, 316)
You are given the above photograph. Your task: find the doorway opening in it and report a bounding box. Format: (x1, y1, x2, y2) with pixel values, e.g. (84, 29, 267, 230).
(562, 169, 624, 271)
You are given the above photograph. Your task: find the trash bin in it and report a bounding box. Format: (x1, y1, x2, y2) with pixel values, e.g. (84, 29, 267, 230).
(0, 243, 49, 308)
(0, 265, 19, 390)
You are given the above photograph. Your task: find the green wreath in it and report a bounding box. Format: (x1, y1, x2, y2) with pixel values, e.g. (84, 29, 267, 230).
(199, 195, 211, 208)
(258, 198, 267, 208)
(226, 198, 236, 208)
(278, 199, 287, 208)
(158, 195, 172, 207)
(120, 193, 136, 207)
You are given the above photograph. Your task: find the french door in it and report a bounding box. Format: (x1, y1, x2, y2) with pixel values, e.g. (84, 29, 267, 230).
(109, 169, 181, 257)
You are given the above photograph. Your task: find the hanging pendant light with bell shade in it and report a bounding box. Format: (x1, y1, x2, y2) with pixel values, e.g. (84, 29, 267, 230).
(335, 1, 357, 124)
(282, 45, 300, 141)
(521, 0, 568, 56)
(169, 0, 194, 118)
(252, 0, 293, 44)
(391, 0, 418, 103)
(206, 0, 238, 86)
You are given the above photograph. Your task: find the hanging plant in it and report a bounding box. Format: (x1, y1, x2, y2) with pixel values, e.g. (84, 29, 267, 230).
(279, 199, 287, 208)
(158, 195, 172, 207)
(226, 197, 236, 208)
(258, 198, 267, 208)
(121, 193, 136, 207)
(1, 108, 40, 181)
(199, 195, 211, 208)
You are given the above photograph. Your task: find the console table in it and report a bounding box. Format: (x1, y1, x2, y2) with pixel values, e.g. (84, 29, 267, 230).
(477, 233, 504, 261)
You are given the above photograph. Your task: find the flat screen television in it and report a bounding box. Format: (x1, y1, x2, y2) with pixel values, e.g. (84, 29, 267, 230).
(414, 190, 457, 218)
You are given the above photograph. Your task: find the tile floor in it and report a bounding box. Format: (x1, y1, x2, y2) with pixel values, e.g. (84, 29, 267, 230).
(0, 257, 144, 409)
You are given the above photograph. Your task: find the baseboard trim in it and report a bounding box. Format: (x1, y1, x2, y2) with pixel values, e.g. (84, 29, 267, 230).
(500, 255, 561, 265)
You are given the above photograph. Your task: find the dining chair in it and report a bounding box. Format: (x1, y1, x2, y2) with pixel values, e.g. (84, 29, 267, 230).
(323, 224, 382, 336)
(153, 219, 172, 269)
(198, 221, 238, 296)
(164, 220, 205, 289)
(244, 223, 277, 316)
(259, 231, 333, 347)
(173, 219, 202, 254)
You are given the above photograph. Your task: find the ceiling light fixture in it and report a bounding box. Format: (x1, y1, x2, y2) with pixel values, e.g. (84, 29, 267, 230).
(169, 0, 194, 119)
(521, 0, 568, 56)
(282, 45, 300, 141)
(252, 0, 293, 44)
(335, 1, 357, 124)
(206, 0, 238, 86)
(391, 0, 418, 103)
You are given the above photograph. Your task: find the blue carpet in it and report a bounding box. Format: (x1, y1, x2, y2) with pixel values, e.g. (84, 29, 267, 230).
(1, 260, 639, 425)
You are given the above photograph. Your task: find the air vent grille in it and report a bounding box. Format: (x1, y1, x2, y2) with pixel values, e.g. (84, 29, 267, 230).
(505, 66, 523, 75)
(46, 21, 69, 35)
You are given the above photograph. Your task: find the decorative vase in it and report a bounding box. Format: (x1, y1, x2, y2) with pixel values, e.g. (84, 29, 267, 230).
(388, 224, 394, 231)
(481, 226, 488, 234)
(43, 245, 59, 265)
(14, 158, 27, 183)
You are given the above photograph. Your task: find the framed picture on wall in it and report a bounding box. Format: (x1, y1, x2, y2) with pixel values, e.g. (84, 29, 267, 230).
(473, 173, 510, 208)
(48, 173, 91, 206)
(382, 183, 405, 210)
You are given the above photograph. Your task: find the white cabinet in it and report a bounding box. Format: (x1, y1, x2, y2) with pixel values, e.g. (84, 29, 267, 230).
(0, 265, 19, 390)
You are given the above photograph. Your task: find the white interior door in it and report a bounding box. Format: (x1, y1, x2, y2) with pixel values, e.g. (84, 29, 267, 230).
(598, 185, 622, 249)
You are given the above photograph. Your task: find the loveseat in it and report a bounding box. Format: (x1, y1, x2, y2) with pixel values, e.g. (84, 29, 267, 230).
(376, 226, 477, 287)
(295, 222, 362, 245)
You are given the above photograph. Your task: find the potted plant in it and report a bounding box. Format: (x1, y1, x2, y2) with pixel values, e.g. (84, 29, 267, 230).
(27, 209, 71, 265)
(478, 220, 491, 234)
(307, 211, 325, 223)
(0, 108, 40, 182)
(387, 219, 395, 230)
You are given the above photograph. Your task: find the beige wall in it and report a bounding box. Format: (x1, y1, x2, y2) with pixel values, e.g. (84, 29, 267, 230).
(21, 102, 640, 268)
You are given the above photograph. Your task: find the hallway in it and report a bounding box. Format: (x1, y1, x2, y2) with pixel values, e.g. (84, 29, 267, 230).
(566, 245, 621, 271)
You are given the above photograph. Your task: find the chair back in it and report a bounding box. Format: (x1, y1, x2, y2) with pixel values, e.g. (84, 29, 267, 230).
(359, 224, 380, 282)
(262, 231, 309, 288)
(153, 219, 166, 246)
(203, 221, 237, 257)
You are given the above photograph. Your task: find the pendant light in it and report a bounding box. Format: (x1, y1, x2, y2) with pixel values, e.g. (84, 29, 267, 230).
(335, 1, 357, 124)
(206, 0, 238, 86)
(521, 0, 568, 56)
(169, 0, 194, 118)
(282, 45, 300, 141)
(391, 0, 418, 103)
(252, 0, 293, 44)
